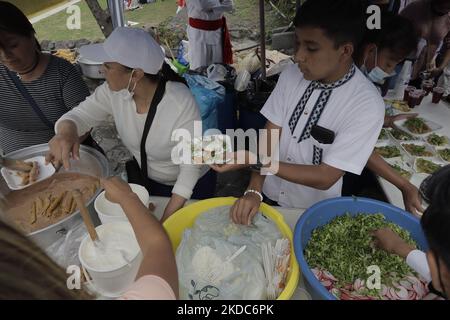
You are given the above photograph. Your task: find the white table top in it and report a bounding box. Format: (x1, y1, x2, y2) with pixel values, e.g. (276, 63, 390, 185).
(378, 94, 450, 210)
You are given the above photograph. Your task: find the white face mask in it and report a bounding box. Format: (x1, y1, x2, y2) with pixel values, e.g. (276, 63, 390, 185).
(362, 47, 396, 85)
(111, 69, 137, 101)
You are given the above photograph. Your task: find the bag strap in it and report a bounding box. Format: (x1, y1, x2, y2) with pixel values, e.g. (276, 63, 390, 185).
(140, 79, 167, 178)
(6, 70, 54, 129)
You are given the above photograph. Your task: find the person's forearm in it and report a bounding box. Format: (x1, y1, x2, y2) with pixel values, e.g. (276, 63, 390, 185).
(247, 170, 266, 192)
(161, 193, 187, 222)
(119, 193, 170, 253)
(437, 48, 450, 70)
(267, 162, 342, 190)
(367, 152, 409, 189)
(119, 193, 179, 295)
(426, 44, 439, 67)
(56, 120, 80, 137)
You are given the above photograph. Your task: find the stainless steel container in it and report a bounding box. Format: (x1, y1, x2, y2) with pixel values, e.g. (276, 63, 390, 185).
(77, 56, 105, 79)
(0, 144, 110, 248)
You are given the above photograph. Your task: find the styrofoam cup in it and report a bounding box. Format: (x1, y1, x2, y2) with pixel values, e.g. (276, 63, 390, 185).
(78, 222, 142, 298)
(95, 183, 150, 225)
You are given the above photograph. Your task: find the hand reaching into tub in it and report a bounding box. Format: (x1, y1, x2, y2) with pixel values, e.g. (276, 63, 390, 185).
(371, 227, 416, 258)
(101, 177, 156, 212)
(101, 176, 135, 205)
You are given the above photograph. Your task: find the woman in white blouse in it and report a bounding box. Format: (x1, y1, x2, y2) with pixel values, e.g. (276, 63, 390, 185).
(46, 27, 212, 221)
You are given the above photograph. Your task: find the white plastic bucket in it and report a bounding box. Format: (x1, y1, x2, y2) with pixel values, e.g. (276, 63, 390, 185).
(78, 222, 142, 298)
(95, 183, 150, 224)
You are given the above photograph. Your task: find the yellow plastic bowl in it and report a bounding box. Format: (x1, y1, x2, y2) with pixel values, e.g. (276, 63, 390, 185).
(163, 197, 300, 300)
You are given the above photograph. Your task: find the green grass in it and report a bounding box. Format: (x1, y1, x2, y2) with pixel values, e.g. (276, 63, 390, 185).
(227, 0, 292, 30)
(33, 0, 289, 42)
(34, 0, 177, 41)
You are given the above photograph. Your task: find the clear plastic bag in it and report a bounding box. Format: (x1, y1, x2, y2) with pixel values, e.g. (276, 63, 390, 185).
(176, 206, 282, 300)
(45, 220, 88, 269)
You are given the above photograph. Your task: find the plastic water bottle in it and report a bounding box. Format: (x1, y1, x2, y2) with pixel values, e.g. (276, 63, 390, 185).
(393, 61, 412, 100)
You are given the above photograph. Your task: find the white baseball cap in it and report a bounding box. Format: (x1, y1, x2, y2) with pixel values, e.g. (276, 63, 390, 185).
(79, 27, 165, 75)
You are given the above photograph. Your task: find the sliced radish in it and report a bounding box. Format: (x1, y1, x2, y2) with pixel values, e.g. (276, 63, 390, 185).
(311, 268, 322, 279)
(395, 286, 409, 300)
(340, 293, 353, 300)
(384, 288, 393, 300)
(408, 291, 417, 300)
(399, 280, 413, 291)
(381, 284, 388, 296)
(344, 284, 353, 290)
(321, 280, 333, 288)
(389, 288, 400, 300)
(413, 282, 425, 298)
(353, 279, 365, 291)
(323, 270, 338, 282)
(330, 288, 340, 298)
(407, 275, 420, 286)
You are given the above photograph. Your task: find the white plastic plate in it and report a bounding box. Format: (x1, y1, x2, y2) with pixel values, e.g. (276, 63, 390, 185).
(394, 118, 442, 137)
(1, 156, 55, 190)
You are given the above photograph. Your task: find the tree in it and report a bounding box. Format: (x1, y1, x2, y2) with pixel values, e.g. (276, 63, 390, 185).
(85, 0, 113, 38)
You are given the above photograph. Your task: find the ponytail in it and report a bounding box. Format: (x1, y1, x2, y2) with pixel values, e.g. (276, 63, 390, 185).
(158, 62, 187, 86)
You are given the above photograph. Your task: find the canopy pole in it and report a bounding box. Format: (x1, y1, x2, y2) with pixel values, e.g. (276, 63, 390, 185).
(259, 0, 266, 80)
(108, 0, 125, 29)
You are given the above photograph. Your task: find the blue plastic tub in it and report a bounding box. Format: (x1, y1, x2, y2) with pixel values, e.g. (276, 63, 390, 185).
(293, 197, 428, 300)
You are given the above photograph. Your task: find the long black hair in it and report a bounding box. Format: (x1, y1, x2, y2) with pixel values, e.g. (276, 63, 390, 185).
(0, 1, 41, 51)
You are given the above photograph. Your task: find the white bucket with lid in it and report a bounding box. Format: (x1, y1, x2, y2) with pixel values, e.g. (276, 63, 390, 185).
(78, 221, 142, 298)
(95, 183, 150, 224)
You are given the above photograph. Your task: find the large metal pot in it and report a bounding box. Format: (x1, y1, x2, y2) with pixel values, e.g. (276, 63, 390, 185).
(0, 144, 110, 248)
(77, 56, 105, 79)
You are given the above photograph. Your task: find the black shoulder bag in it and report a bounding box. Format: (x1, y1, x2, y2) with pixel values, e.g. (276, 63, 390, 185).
(126, 79, 167, 188)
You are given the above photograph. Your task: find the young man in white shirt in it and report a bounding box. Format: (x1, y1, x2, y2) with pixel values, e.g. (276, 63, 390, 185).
(186, 0, 234, 70)
(212, 0, 385, 225)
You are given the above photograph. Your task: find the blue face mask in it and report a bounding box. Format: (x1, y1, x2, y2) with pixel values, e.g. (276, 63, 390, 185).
(362, 48, 396, 85)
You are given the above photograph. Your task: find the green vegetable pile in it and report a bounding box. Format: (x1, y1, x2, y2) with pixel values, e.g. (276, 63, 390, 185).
(378, 129, 388, 140)
(375, 146, 401, 158)
(304, 213, 417, 288)
(404, 118, 431, 134)
(390, 164, 412, 180)
(416, 158, 442, 174)
(391, 129, 413, 141)
(438, 148, 450, 162)
(427, 134, 447, 146)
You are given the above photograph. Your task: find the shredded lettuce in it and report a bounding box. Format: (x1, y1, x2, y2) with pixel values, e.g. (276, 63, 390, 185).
(304, 213, 417, 288)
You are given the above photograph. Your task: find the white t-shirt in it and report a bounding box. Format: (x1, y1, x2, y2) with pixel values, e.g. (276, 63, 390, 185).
(406, 249, 432, 283)
(260, 64, 385, 208)
(186, 0, 234, 45)
(56, 81, 207, 200)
